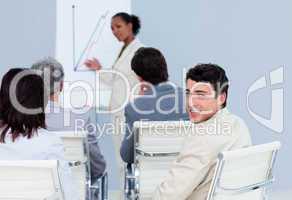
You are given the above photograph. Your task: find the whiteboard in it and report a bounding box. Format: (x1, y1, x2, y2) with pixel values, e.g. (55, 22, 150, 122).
(55, 0, 131, 108)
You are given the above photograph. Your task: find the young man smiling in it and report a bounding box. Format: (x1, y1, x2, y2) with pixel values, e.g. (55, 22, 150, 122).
(153, 64, 252, 200)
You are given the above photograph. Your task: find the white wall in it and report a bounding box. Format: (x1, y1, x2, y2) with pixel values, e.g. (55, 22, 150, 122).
(0, 0, 55, 78)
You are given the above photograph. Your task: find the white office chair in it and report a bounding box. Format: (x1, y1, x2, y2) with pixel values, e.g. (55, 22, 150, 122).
(125, 121, 191, 200)
(207, 141, 281, 200)
(0, 160, 64, 200)
(58, 131, 89, 200)
(58, 131, 108, 200)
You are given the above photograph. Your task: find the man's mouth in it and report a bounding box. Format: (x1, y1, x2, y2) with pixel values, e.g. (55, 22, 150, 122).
(189, 107, 200, 113)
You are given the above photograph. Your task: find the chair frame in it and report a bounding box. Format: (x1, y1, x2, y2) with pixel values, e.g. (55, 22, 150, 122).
(206, 142, 281, 200)
(58, 131, 108, 200)
(0, 160, 64, 200)
(124, 121, 188, 200)
(90, 172, 109, 200)
(125, 121, 281, 200)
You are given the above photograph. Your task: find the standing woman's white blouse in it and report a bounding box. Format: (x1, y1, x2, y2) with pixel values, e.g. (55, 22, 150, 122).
(104, 38, 144, 112)
(100, 38, 144, 166)
(98, 38, 145, 190)
(0, 128, 77, 200)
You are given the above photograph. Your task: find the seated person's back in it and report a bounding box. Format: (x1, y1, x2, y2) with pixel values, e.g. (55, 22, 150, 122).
(31, 57, 106, 182)
(120, 48, 188, 164)
(46, 102, 106, 181)
(0, 68, 77, 200)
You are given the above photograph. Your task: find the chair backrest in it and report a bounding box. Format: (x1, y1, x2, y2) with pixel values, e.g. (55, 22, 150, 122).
(207, 141, 281, 200)
(58, 131, 89, 200)
(133, 121, 191, 199)
(0, 160, 63, 200)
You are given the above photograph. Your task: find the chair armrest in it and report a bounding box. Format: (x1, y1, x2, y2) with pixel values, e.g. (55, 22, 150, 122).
(43, 191, 61, 200)
(136, 148, 179, 157)
(217, 178, 274, 195)
(68, 158, 87, 167)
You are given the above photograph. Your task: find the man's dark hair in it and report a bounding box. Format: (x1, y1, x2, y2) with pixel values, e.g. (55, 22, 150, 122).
(131, 47, 169, 85)
(186, 64, 229, 108)
(0, 69, 46, 143)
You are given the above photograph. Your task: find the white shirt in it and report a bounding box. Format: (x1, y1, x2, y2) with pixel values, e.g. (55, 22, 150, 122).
(0, 128, 78, 200)
(153, 108, 252, 200)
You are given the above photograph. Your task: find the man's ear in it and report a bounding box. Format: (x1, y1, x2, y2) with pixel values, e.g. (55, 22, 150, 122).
(217, 92, 227, 107)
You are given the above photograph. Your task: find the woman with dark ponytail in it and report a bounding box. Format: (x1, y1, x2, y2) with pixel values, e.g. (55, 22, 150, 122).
(84, 12, 145, 170)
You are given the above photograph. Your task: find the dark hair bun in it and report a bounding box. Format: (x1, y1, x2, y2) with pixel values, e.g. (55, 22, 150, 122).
(131, 14, 141, 35)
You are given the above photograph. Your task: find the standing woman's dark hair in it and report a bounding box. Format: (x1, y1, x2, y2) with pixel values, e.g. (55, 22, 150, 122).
(85, 12, 143, 69)
(0, 69, 47, 143)
(112, 12, 141, 35)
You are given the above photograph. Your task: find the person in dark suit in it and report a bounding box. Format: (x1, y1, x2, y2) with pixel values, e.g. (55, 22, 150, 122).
(120, 47, 188, 164)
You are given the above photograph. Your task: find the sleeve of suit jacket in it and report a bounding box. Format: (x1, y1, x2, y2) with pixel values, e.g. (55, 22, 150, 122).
(86, 109, 106, 180)
(152, 135, 214, 200)
(120, 104, 135, 164)
(152, 113, 250, 200)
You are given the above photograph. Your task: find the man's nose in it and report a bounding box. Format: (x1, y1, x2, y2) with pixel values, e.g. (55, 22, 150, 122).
(188, 96, 197, 108)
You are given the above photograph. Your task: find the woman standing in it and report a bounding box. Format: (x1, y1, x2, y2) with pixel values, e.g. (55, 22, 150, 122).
(85, 12, 144, 168)
(85, 12, 144, 110)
